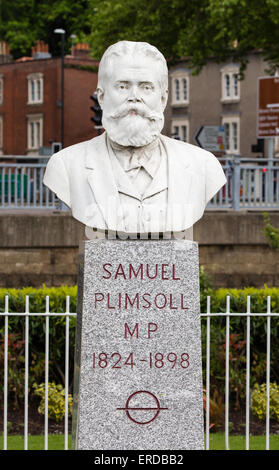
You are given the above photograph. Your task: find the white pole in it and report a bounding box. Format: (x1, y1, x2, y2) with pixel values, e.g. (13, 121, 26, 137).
(266, 296, 271, 450)
(205, 296, 211, 450)
(24, 296, 29, 450)
(64, 296, 70, 450)
(3, 296, 9, 450)
(44, 296, 49, 451)
(245, 296, 251, 450)
(225, 295, 230, 451)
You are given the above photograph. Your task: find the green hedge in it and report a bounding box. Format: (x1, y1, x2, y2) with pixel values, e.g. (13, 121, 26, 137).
(201, 286, 279, 313)
(1, 284, 279, 313)
(0, 285, 77, 313)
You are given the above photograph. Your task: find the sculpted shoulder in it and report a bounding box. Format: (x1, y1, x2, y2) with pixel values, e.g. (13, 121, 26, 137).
(52, 134, 104, 169)
(43, 134, 105, 208)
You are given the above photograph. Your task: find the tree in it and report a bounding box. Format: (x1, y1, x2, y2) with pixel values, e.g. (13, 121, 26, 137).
(0, 0, 91, 58)
(2, 0, 279, 74)
(88, 0, 279, 74)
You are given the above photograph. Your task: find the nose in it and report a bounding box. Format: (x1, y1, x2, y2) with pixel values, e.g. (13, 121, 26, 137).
(127, 85, 142, 103)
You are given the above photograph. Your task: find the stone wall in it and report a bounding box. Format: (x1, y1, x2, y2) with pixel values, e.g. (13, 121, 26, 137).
(0, 211, 278, 288)
(0, 212, 83, 288)
(195, 211, 279, 288)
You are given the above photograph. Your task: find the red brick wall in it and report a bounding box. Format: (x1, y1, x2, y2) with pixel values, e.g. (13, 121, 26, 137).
(64, 64, 99, 148)
(0, 57, 99, 155)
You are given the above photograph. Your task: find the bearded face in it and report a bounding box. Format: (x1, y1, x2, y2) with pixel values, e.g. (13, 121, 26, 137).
(102, 101, 165, 147)
(97, 54, 168, 147)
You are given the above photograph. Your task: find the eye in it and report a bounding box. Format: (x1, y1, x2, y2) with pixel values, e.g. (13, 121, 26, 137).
(118, 83, 128, 90)
(141, 83, 152, 91)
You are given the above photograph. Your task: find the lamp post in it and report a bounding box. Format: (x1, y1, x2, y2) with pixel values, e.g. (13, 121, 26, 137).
(54, 28, 68, 212)
(54, 28, 65, 149)
(70, 34, 76, 55)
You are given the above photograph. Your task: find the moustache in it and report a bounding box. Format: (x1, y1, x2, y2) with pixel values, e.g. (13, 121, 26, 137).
(110, 103, 162, 121)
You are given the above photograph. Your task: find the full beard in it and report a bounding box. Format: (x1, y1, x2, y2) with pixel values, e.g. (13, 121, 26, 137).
(102, 103, 164, 147)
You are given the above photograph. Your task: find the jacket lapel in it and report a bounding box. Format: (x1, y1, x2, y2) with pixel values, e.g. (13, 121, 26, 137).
(85, 133, 125, 231)
(84, 133, 195, 233)
(160, 136, 194, 232)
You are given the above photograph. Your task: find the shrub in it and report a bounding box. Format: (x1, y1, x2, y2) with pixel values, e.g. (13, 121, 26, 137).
(199, 265, 213, 292)
(0, 333, 25, 408)
(0, 285, 77, 406)
(200, 285, 279, 409)
(33, 382, 73, 422)
(203, 389, 224, 430)
(251, 382, 279, 422)
(263, 212, 279, 251)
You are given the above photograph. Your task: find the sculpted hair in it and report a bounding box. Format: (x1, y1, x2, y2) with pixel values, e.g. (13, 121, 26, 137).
(97, 41, 169, 93)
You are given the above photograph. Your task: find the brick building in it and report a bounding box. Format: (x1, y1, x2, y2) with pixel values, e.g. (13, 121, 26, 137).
(0, 41, 99, 156)
(1, 42, 277, 160)
(164, 51, 279, 158)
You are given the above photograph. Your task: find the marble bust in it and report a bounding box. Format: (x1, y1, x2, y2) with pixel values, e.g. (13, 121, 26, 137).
(43, 40, 227, 235)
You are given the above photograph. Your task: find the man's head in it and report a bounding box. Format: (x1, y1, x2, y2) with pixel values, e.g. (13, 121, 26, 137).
(96, 41, 169, 147)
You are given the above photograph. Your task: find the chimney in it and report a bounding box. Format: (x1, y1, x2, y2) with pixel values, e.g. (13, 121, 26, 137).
(0, 41, 13, 64)
(72, 43, 90, 58)
(32, 40, 52, 60)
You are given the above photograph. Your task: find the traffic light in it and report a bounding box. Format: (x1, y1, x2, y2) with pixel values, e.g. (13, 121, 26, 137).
(251, 139, 264, 155)
(51, 142, 62, 154)
(90, 92, 102, 131)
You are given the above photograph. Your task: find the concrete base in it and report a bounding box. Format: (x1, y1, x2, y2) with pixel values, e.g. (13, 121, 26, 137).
(72, 239, 204, 450)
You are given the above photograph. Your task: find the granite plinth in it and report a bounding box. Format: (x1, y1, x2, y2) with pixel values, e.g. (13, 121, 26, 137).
(72, 239, 204, 450)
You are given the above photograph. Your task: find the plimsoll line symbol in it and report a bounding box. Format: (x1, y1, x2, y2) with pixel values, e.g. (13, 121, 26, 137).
(117, 390, 168, 425)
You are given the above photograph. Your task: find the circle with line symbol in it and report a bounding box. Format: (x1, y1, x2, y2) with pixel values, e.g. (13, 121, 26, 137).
(117, 390, 168, 425)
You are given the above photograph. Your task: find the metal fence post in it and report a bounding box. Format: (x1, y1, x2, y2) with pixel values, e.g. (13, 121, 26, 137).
(59, 200, 69, 211)
(232, 156, 240, 211)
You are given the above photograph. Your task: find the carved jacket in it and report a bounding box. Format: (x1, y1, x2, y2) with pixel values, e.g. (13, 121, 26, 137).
(43, 132, 227, 232)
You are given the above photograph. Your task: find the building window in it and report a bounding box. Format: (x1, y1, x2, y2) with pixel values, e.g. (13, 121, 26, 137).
(174, 79, 180, 101)
(27, 114, 43, 150)
(27, 73, 43, 104)
(221, 65, 240, 102)
(0, 75, 3, 105)
(222, 116, 240, 154)
(171, 71, 190, 106)
(171, 119, 189, 142)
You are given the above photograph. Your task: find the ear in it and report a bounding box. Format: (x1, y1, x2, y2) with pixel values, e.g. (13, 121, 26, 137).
(96, 87, 104, 108)
(161, 89, 168, 111)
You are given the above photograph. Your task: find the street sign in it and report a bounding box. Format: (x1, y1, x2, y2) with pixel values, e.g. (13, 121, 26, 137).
(257, 76, 279, 138)
(194, 126, 225, 152)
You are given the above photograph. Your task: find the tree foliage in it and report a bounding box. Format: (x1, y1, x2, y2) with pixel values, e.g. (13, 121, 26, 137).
(1, 1, 279, 73)
(0, 0, 91, 58)
(88, 0, 279, 74)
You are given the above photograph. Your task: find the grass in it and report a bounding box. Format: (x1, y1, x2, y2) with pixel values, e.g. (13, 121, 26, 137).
(208, 432, 279, 450)
(0, 434, 71, 450)
(0, 433, 279, 450)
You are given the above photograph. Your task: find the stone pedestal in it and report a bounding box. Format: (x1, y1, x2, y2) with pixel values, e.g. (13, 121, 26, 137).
(72, 239, 204, 450)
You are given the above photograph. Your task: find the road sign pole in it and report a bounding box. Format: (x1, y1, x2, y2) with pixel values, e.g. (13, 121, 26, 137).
(232, 156, 240, 211)
(268, 137, 274, 160)
(268, 138, 274, 204)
